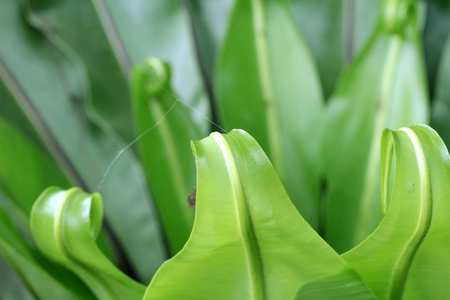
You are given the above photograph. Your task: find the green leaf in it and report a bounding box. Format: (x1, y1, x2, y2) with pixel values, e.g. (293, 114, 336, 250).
(0, 254, 34, 300)
(287, 0, 381, 98)
(423, 0, 450, 95)
(353, 0, 381, 57)
(432, 36, 450, 145)
(343, 125, 450, 299)
(295, 271, 376, 299)
(30, 187, 146, 299)
(215, 0, 324, 229)
(322, 0, 429, 252)
(181, 0, 233, 96)
(132, 58, 203, 254)
(144, 130, 374, 299)
(287, 0, 345, 98)
(26, 0, 207, 140)
(180, 0, 234, 124)
(400, 125, 450, 297)
(0, 117, 116, 295)
(0, 116, 70, 214)
(0, 68, 46, 153)
(0, 192, 94, 300)
(0, 0, 166, 280)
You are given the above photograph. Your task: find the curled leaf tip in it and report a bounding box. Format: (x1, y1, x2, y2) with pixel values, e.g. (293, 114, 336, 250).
(381, 0, 417, 34)
(141, 57, 171, 96)
(30, 186, 145, 299)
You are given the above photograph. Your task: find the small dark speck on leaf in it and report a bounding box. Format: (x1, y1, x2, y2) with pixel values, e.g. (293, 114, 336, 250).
(187, 188, 196, 207)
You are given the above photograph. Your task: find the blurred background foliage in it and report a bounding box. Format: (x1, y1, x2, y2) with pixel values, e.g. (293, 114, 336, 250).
(0, 0, 449, 298)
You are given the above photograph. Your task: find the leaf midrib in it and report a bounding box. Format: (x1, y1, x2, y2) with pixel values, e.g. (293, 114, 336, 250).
(387, 128, 432, 299)
(212, 133, 267, 300)
(251, 0, 283, 179)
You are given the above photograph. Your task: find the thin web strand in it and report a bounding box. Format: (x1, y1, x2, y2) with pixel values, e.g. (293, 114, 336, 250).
(96, 100, 178, 191)
(169, 92, 228, 134)
(96, 93, 227, 191)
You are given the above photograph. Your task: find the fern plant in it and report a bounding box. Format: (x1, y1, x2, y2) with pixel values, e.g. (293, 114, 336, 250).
(1, 0, 450, 299)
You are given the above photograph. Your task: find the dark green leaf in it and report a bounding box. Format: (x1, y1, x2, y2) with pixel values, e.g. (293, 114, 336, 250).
(181, 0, 233, 112)
(287, 0, 380, 97)
(422, 0, 450, 96)
(216, 0, 324, 229)
(132, 58, 203, 254)
(31, 187, 145, 299)
(323, 0, 429, 252)
(0, 254, 34, 300)
(287, 0, 345, 97)
(0, 0, 166, 281)
(0, 116, 70, 214)
(26, 0, 208, 140)
(431, 36, 450, 145)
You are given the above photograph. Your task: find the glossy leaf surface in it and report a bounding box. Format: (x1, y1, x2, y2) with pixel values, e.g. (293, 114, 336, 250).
(323, 0, 429, 252)
(343, 125, 450, 299)
(0, 116, 115, 297)
(30, 187, 146, 299)
(0, 192, 94, 300)
(132, 58, 202, 254)
(0, 0, 166, 280)
(216, 0, 323, 228)
(295, 271, 376, 299)
(144, 130, 374, 299)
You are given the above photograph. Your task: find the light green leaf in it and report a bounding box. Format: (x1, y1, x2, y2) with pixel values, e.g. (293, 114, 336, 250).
(295, 271, 376, 299)
(0, 192, 94, 300)
(132, 58, 203, 254)
(323, 0, 429, 252)
(144, 130, 374, 299)
(215, 0, 323, 229)
(342, 125, 450, 299)
(401, 125, 450, 298)
(0, 0, 166, 280)
(0, 116, 116, 295)
(30, 187, 145, 299)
